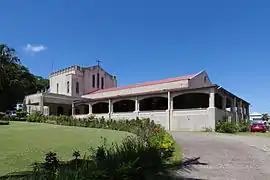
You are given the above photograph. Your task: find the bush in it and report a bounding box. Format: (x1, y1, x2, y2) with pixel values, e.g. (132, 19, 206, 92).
(2, 116, 27, 122)
(27, 111, 45, 122)
(4, 136, 199, 180)
(237, 120, 251, 132)
(0, 112, 5, 120)
(0, 121, 9, 125)
(16, 111, 28, 118)
(215, 121, 238, 133)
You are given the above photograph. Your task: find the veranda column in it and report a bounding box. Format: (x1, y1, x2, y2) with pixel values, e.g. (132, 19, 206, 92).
(208, 88, 215, 129)
(39, 94, 44, 115)
(239, 100, 243, 121)
(246, 104, 250, 121)
(209, 89, 215, 108)
(232, 97, 237, 123)
(167, 91, 172, 130)
(71, 102, 75, 116)
(108, 99, 112, 119)
(222, 96, 227, 121)
(135, 96, 140, 118)
(88, 103, 92, 114)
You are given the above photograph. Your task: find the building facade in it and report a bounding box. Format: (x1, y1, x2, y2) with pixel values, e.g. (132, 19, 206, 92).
(25, 65, 250, 131)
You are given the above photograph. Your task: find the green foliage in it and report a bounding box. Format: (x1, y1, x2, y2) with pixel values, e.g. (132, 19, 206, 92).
(27, 111, 45, 122)
(237, 120, 251, 132)
(16, 110, 28, 118)
(0, 112, 5, 119)
(2, 136, 199, 180)
(215, 121, 238, 133)
(262, 113, 269, 121)
(0, 121, 9, 125)
(0, 44, 49, 112)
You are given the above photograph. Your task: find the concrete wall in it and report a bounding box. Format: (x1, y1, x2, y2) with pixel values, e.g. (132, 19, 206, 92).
(170, 109, 212, 131)
(50, 69, 76, 96)
(83, 79, 189, 99)
(49, 65, 117, 97)
(25, 93, 42, 104)
(189, 71, 212, 88)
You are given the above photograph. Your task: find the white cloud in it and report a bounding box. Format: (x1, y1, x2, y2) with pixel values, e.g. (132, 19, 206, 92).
(24, 44, 47, 53)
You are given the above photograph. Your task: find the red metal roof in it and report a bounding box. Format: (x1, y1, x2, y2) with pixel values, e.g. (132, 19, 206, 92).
(88, 73, 197, 94)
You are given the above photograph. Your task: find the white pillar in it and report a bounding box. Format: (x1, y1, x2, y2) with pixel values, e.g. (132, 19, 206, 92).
(222, 96, 227, 110)
(108, 99, 112, 120)
(233, 97, 237, 123)
(39, 95, 44, 114)
(72, 103, 75, 116)
(167, 92, 172, 131)
(135, 97, 139, 112)
(209, 90, 215, 108)
(88, 103, 92, 114)
(167, 91, 171, 110)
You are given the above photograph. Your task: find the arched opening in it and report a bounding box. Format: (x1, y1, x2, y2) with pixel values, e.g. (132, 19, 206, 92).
(57, 106, 64, 115)
(173, 93, 209, 109)
(113, 100, 135, 113)
(92, 102, 109, 114)
(215, 94, 222, 109)
(139, 97, 168, 111)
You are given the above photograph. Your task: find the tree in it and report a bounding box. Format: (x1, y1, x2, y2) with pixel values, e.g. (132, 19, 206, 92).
(0, 44, 20, 91)
(262, 113, 269, 121)
(0, 44, 49, 111)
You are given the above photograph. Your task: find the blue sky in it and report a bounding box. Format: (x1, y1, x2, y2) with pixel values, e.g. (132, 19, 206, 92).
(1, 0, 270, 113)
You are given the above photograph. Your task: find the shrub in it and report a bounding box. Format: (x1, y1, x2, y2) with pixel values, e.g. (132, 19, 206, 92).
(0, 112, 5, 120)
(0, 121, 9, 125)
(6, 136, 196, 180)
(215, 121, 238, 133)
(16, 111, 28, 118)
(237, 120, 251, 132)
(27, 111, 45, 122)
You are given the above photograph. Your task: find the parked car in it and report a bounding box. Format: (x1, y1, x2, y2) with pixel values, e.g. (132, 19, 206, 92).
(5, 110, 16, 117)
(251, 122, 266, 132)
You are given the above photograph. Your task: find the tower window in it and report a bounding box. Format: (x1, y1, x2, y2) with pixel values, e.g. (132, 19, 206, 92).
(101, 77, 104, 89)
(92, 74, 95, 88)
(76, 82, 79, 94)
(97, 73, 100, 88)
(67, 81, 70, 93)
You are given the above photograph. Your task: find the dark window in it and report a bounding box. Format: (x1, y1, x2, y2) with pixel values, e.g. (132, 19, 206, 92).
(139, 97, 168, 111)
(92, 75, 95, 88)
(101, 77, 104, 89)
(56, 83, 59, 94)
(67, 81, 70, 93)
(97, 73, 100, 88)
(75, 108, 80, 114)
(76, 82, 79, 94)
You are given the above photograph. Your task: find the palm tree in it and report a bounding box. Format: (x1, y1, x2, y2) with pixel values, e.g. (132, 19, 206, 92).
(0, 44, 20, 90)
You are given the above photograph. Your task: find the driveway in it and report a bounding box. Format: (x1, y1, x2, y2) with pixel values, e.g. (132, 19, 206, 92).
(171, 132, 270, 180)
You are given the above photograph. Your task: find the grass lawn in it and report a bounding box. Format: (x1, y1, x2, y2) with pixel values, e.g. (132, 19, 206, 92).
(0, 122, 131, 176)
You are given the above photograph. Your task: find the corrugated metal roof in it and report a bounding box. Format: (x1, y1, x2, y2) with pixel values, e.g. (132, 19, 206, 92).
(88, 73, 197, 94)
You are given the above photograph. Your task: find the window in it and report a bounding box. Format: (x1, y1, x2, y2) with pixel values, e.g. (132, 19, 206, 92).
(56, 83, 59, 94)
(92, 75, 95, 88)
(97, 73, 100, 88)
(67, 81, 70, 93)
(101, 77, 104, 89)
(76, 82, 79, 94)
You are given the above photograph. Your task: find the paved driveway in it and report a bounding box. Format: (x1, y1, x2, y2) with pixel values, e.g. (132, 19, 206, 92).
(171, 132, 270, 180)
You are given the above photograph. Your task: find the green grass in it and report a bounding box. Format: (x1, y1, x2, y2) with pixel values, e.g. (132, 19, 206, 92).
(235, 132, 270, 137)
(0, 122, 131, 176)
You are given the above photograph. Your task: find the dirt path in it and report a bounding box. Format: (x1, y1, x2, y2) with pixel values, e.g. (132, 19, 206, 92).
(171, 132, 270, 180)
